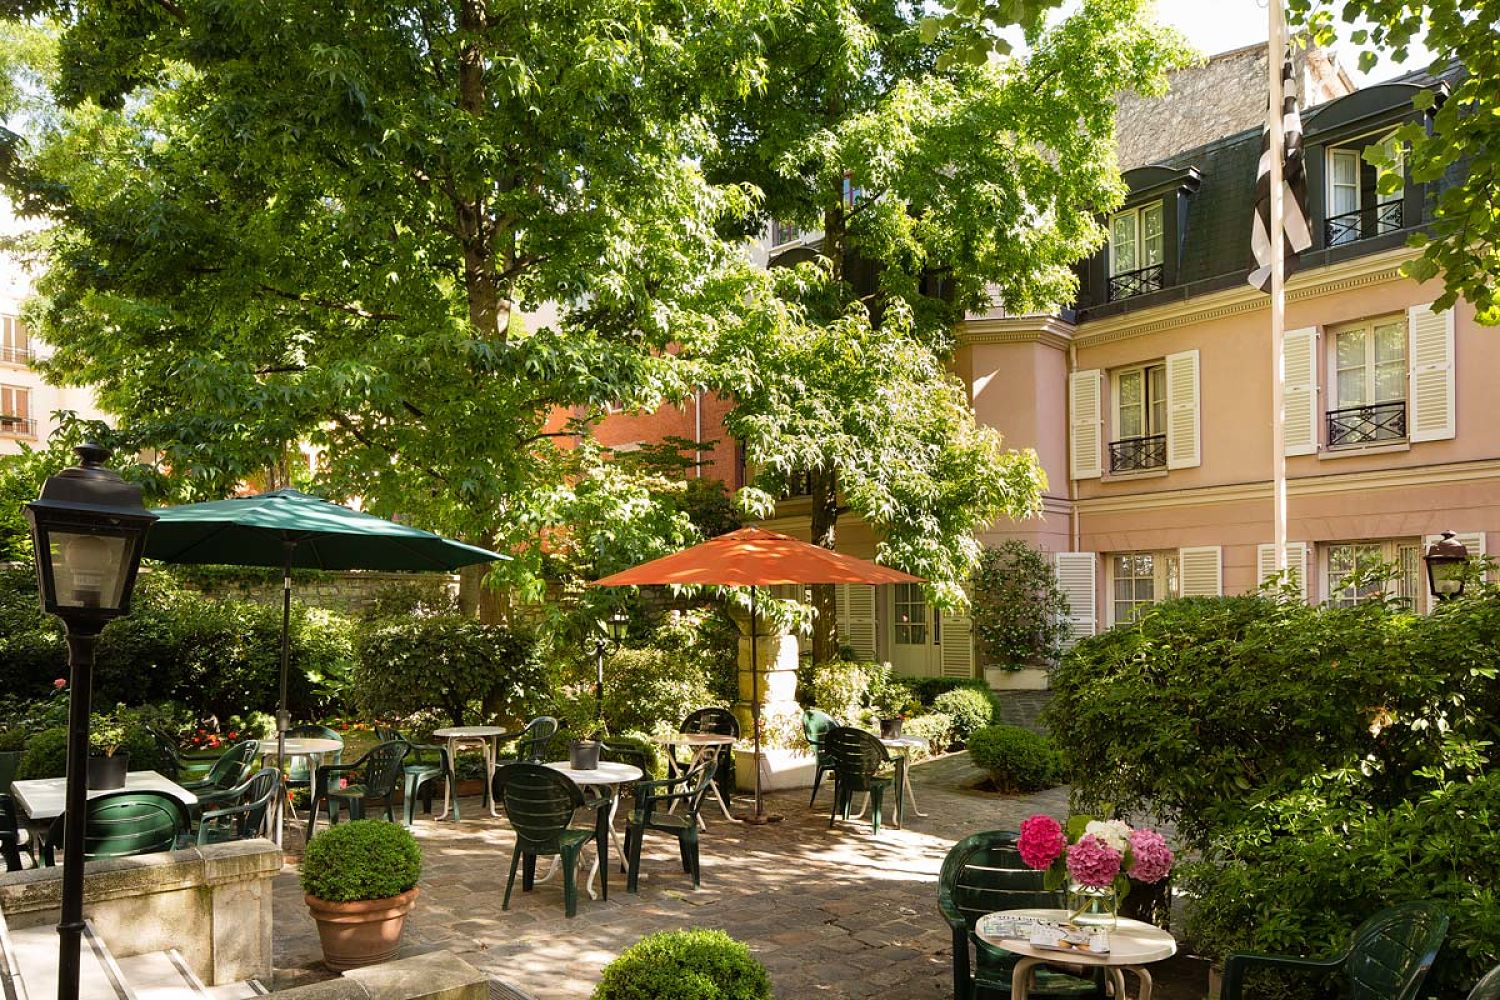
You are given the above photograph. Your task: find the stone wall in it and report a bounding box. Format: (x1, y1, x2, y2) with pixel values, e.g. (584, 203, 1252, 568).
(172, 569, 459, 616)
(0, 838, 281, 986)
(1116, 43, 1354, 170)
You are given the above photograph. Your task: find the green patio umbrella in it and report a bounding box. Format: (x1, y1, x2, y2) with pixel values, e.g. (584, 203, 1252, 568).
(145, 489, 506, 839)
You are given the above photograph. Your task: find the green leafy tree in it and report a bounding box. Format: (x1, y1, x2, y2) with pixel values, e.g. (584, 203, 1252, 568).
(1291, 0, 1500, 325)
(0, 1, 767, 617)
(705, 0, 1191, 658)
(971, 540, 1071, 670)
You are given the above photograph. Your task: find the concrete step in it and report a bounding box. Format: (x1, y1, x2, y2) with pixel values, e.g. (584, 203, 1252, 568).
(115, 950, 206, 1000)
(7, 921, 134, 1000)
(202, 980, 268, 1000)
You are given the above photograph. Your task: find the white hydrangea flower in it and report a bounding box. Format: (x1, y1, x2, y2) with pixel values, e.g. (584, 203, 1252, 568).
(1083, 819, 1132, 853)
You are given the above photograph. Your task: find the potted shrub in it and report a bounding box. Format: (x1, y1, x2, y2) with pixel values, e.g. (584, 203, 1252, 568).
(302, 819, 422, 971)
(872, 684, 921, 739)
(87, 708, 130, 790)
(569, 721, 603, 770)
(592, 928, 772, 1000)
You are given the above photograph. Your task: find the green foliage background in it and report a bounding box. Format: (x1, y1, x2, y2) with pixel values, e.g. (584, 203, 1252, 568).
(592, 929, 772, 1000)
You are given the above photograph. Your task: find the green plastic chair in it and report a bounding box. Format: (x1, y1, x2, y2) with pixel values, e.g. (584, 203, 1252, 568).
(1468, 965, 1500, 1000)
(1222, 902, 1449, 1000)
(624, 758, 716, 893)
(675, 707, 739, 796)
(40, 791, 191, 866)
(180, 740, 261, 795)
(826, 726, 904, 834)
(195, 767, 280, 845)
(938, 831, 1106, 1000)
(802, 709, 837, 806)
(374, 725, 461, 825)
(282, 723, 344, 786)
(499, 717, 560, 764)
(307, 740, 410, 838)
(150, 729, 225, 783)
(0, 751, 23, 872)
(493, 762, 610, 918)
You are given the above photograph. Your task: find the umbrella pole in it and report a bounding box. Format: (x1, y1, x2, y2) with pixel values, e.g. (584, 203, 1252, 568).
(275, 542, 293, 846)
(740, 585, 782, 824)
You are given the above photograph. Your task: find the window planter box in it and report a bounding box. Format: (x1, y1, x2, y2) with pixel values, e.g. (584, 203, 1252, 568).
(985, 667, 1050, 691)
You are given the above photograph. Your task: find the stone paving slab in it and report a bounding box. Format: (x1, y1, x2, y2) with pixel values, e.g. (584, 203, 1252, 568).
(272, 754, 1074, 999)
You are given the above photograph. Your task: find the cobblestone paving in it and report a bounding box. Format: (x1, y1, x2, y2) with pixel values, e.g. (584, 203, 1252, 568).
(272, 754, 1074, 999)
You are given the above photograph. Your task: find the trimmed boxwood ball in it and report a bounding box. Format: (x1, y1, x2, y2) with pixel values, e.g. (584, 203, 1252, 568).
(967, 724, 1064, 793)
(931, 687, 996, 743)
(592, 929, 772, 1000)
(301, 820, 422, 903)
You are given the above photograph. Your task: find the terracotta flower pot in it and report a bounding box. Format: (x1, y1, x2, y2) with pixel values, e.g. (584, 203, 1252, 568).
(305, 887, 419, 971)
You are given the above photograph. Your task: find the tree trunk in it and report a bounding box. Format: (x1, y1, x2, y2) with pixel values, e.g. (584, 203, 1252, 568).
(454, 0, 514, 345)
(810, 467, 839, 663)
(457, 562, 505, 623)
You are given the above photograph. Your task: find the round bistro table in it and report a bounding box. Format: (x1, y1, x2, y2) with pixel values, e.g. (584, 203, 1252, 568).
(652, 733, 739, 826)
(432, 725, 511, 818)
(973, 907, 1177, 1000)
(543, 760, 643, 899)
(880, 735, 929, 818)
(263, 736, 344, 846)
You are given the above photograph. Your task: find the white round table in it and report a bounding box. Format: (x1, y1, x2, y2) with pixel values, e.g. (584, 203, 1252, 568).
(544, 760, 643, 899)
(262, 737, 344, 846)
(881, 736, 929, 818)
(974, 907, 1177, 1000)
(432, 726, 511, 818)
(653, 733, 739, 825)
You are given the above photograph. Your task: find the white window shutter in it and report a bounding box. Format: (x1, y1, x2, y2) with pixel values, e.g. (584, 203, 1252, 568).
(835, 584, 878, 661)
(1069, 370, 1103, 480)
(940, 611, 974, 678)
(1283, 327, 1319, 455)
(1178, 545, 1222, 597)
(1408, 304, 1455, 442)
(1054, 552, 1097, 646)
(1165, 350, 1201, 469)
(1256, 542, 1309, 601)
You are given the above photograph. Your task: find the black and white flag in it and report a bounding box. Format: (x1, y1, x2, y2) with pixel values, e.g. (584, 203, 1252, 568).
(1249, 49, 1312, 292)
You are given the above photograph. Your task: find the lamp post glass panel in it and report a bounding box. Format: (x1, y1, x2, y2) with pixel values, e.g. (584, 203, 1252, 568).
(24, 444, 156, 1000)
(1424, 530, 1469, 602)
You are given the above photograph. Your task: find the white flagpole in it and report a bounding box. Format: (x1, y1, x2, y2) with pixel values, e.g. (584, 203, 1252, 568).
(1268, 0, 1288, 574)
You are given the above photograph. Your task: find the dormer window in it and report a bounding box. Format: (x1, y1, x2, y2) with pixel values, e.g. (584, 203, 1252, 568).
(1108, 203, 1164, 300)
(1326, 135, 1403, 246)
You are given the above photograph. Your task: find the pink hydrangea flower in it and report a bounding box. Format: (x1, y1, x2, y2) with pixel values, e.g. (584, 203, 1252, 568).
(1017, 814, 1067, 870)
(1066, 834, 1123, 889)
(1127, 828, 1174, 883)
(53, 678, 66, 690)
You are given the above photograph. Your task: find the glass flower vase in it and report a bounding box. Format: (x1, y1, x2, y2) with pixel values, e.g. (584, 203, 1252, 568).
(1066, 881, 1119, 930)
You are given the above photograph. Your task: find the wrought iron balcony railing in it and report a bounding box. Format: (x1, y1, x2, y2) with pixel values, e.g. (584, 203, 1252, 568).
(0, 345, 33, 365)
(0, 416, 35, 437)
(1107, 262, 1164, 302)
(1109, 434, 1167, 473)
(1325, 201, 1403, 247)
(1327, 400, 1406, 448)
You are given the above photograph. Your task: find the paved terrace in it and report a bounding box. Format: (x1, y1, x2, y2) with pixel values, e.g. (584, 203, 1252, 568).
(272, 756, 1205, 1000)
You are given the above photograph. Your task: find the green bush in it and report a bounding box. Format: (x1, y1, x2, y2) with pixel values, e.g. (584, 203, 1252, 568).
(967, 724, 1063, 792)
(905, 676, 1001, 713)
(899, 712, 952, 757)
(932, 688, 996, 743)
(600, 647, 720, 736)
(971, 540, 1070, 669)
(0, 568, 65, 694)
(592, 929, 772, 1000)
(800, 660, 889, 722)
(301, 819, 422, 903)
(355, 616, 546, 726)
(18, 726, 69, 779)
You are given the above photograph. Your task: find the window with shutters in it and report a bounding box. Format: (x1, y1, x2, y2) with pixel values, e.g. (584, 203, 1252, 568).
(1109, 551, 1178, 624)
(1327, 315, 1406, 447)
(1107, 203, 1165, 300)
(1325, 539, 1420, 608)
(1109, 362, 1168, 473)
(1325, 132, 1404, 247)
(0, 385, 31, 438)
(0, 316, 29, 366)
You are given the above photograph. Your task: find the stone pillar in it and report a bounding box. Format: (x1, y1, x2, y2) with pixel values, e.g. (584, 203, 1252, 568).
(729, 604, 803, 745)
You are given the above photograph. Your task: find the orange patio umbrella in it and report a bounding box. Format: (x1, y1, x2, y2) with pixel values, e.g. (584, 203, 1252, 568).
(592, 527, 923, 822)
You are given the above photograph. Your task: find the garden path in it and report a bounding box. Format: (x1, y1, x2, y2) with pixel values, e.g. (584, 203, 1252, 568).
(271, 754, 1204, 1000)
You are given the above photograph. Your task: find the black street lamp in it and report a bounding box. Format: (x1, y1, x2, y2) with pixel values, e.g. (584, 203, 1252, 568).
(1423, 530, 1469, 603)
(587, 610, 629, 723)
(25, 444, 156, 1000)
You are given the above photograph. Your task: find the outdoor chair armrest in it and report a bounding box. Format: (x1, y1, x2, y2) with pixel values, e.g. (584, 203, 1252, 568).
(1221, 951, 1344, 1000)
(630, 774, 693, 795)
(312, 761, 366, 796)
(403, 743, 453, 769)
(632, 786, 701, 806)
